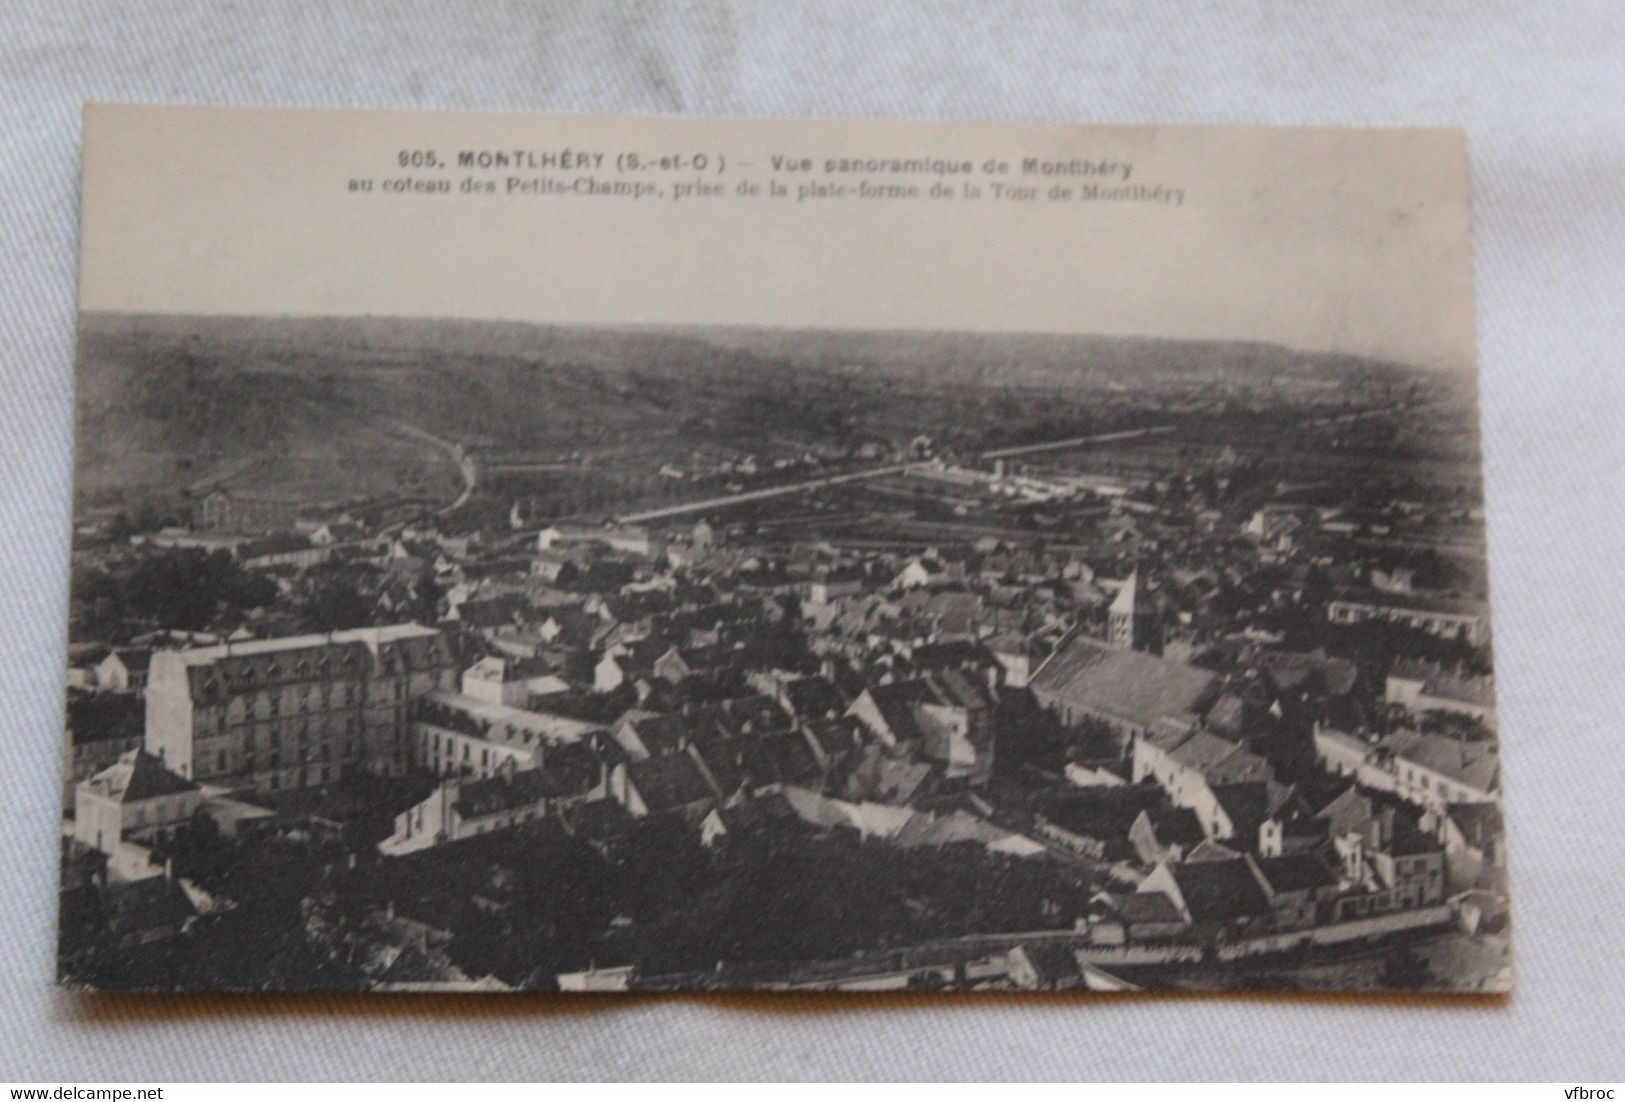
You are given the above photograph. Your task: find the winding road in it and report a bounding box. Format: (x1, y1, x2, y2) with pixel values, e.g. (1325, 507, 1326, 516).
(381, 418, 478, 516)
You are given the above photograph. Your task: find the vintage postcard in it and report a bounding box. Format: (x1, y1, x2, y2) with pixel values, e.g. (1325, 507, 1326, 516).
(60, 104, 1508, 993)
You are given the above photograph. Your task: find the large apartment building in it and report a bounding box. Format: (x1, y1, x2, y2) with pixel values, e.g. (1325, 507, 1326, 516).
(144, 624, 457, 793)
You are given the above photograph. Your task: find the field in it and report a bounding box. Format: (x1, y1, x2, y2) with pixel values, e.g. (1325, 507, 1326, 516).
(75, 312, 1439, 526)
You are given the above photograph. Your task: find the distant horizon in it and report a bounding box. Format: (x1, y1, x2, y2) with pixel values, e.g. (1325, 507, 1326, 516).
(77, 308, 1465, 376)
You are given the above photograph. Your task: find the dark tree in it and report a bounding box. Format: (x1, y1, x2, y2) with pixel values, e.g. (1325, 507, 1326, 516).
(296, 575, 376, 633)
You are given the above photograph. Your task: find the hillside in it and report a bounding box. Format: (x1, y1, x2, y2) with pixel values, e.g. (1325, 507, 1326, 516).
(688, 327, 1406, 391)
(72, 312, 1417, 513)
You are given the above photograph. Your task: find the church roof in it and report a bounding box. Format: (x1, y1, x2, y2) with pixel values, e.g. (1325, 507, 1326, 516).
(1030, 635, 1220, 731)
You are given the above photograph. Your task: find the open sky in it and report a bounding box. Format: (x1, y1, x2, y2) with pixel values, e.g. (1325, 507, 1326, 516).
(78, 104, 1478, 372)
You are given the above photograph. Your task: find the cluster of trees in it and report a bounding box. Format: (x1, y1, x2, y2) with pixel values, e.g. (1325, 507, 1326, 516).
(1306, 618, 1492, 678)
(291, 569, 379, 633)
(72, 549, 277, 640)
(61, 822, 369, 991)
(100, 500, 185, 542)
(989, 690, 1116, 778)
(621, 826, 1094, 978)
(71, 547, 446, 643)
(68, 801, 1103, 991)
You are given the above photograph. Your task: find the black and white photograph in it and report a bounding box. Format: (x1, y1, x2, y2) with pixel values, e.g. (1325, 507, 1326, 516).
(57, 104, 1508, 995)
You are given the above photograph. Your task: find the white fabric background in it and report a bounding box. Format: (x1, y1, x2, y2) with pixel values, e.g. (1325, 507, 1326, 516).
(3, 0, 1623, 1082)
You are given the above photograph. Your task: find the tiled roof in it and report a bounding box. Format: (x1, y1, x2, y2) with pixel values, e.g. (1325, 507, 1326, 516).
(802, 716, 864, 760)
(1040, 786, 1162, 840)
(1204, 693, 1246, 735)
(927, 667, 992, 712)
(1256, 648, 1360, 697)
(1169, 857, 1273, 924)
(1255, 852, 1339, 895)
(1167, 731, 1271, 784)
(1382, 730, 1499, 793)
(860, 681, 930, 744)
(169, 624, 452, 700)
(782, 676, 846, 720)
(1137, 806, 1204, 847)
(1207, 781, 1276, 839)
(562, 797, 632, 841)
(625, 753, 716, 813)
(742, 731, 822, 788)
(1119, 890, 1185, 926)
(1316, 785, 1377, 835)
(622, 713, 701, 758)
(1316, 785, 1438, 857)
(1386, 815, 1441, 858)
(688, 733, 747, 796)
